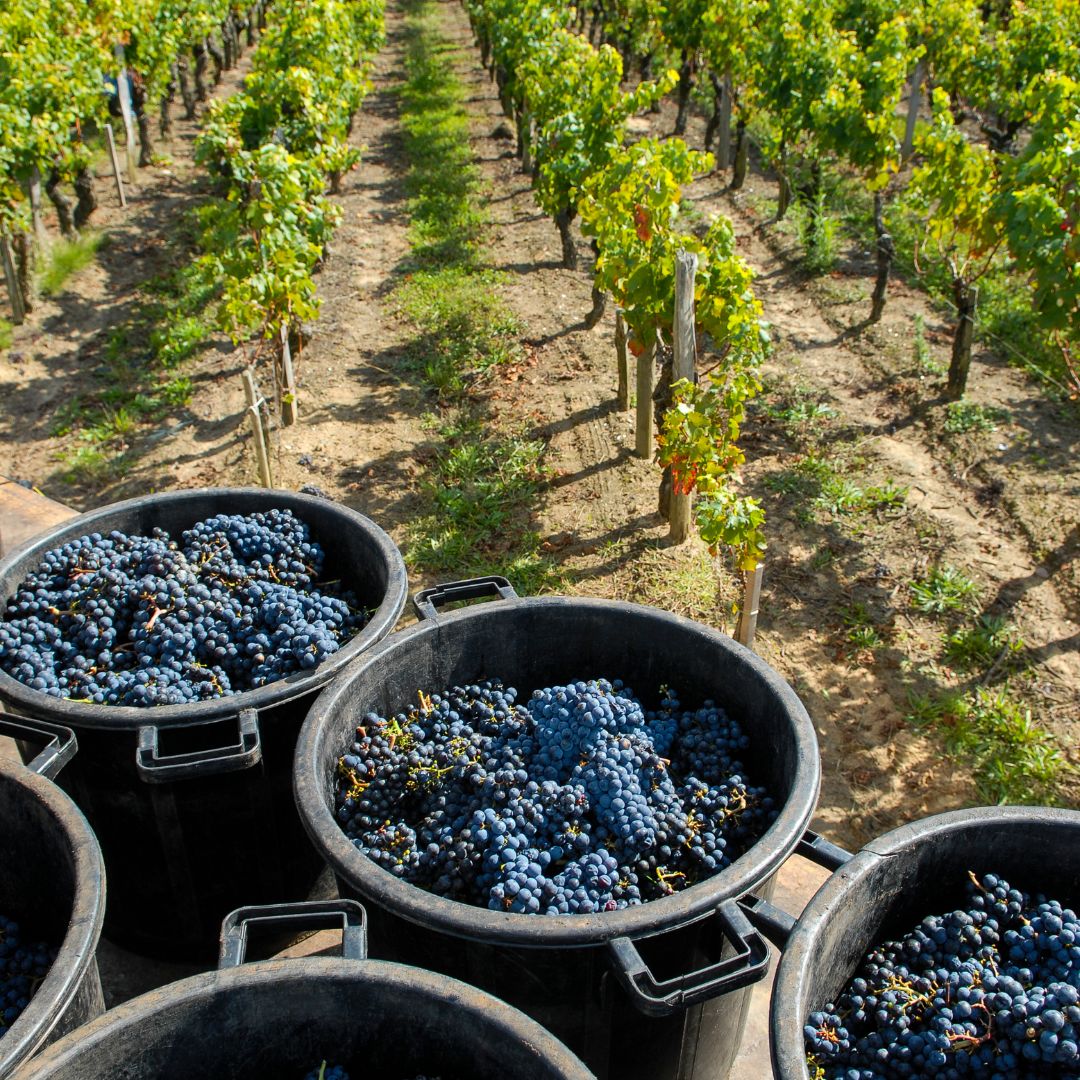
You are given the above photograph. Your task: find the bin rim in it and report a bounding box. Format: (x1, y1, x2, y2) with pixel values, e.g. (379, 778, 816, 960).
(0, 756, 106, 1076)
(294, 593, 821, 948)
(9, 956, 595, 1080)
(0, 487, 408, 731)
(770, 804, 1080, 1079)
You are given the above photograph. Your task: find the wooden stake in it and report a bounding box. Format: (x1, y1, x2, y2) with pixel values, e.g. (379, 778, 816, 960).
(114, 46, 139, 185)
(1, 236, 25, 325)
(717, 71, 732, 170)
(735, 562, 764, 650)
(614, 308, 629, 411)
(668, 250, 698, 544)
(902, 59, 925, 161)
(279, 323, 298, 426)
(104, 125, 128, 208)
(242, 368, 273, 487)
(27, 168, 49, 255)
(635, 338, 655, 460)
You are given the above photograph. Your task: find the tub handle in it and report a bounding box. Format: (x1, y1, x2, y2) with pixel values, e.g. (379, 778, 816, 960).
(737, 829, 855, 948)
(608, 897, 771, 1017)
(219, 899, 368, 968)
(0, 713, 77, 780)
(795, 829, 852, 872)
(412, 576, 518, 621)
(136, 708, 261, 783)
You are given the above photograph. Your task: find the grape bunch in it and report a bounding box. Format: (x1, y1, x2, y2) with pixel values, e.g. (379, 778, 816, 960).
(333, 678, 776, 914)
(0, 914, 56, 1039)
(0, 509, 370, 706)
(805, 871, 1080, 1079)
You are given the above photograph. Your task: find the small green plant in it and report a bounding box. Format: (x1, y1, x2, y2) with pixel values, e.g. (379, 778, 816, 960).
(39, 233, 104, 296)
(943, 614, 1024, 672)
(764, 389, 836, 426)
(795, 192, 838, 274)
(57, 442, 127, 487)
(906, 686, 1067, 805)
(912, 314, 944, 376)
(151, 314, 211, 368)
(160, 377, 194, 407)
(842, 602, 884, 651)
(0, 317, 12, 351)
(943, 401, 1011, 435)
(910, 564, 981, 614)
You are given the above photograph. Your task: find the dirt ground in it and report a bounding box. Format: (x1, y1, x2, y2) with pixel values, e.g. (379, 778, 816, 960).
(1, 0, 1077, 851)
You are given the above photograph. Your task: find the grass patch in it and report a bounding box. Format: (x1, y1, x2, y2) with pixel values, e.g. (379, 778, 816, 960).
(906, 686, 1070, 805)
(765, 452, 907, 521)
(910, 564, 981, 615)
(406, 412, 561, 591)
(398, 0, 486, 268)
(39, 233, 104, 296)
(943, 401, 1011, 435)
(396, 0, 557, 594)
(0, 318, 12, 352)
(943, 615, 1024, 674)
(396, 266, 520, 395)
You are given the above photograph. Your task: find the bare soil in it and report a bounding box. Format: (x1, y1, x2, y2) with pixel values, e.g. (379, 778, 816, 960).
(1, 0, 1076, 851)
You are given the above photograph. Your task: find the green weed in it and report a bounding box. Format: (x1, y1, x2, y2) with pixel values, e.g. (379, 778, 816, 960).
(842, 602, 884, 651)
(39, 233, 104, 296)
(943, 615, 1024, 673)
(0, 318, 12, 352)
(910, 564, 981, 615)
(912, 314, 944, 377)
(795, 193, 839, 275)
(944, 401, 1011, 435)
(906, 687, 1068, 805)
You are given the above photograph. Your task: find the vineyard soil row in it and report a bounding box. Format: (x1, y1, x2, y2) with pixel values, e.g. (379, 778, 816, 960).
(0, 0, 1076, 847)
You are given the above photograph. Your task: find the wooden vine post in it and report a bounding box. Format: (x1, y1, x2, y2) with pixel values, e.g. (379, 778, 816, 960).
(614, 308, 629, 411)
(669, 249, 698, 543)
(241, 367, 273, 487)
(278, 323, 298, 426)
(1, 237, 25, 325)
(103, 125, 128, 207)
(27, 168, 50, 256)
(635, 336, 655, 459)
(114, 45, 139, 186)
(902, 58, 926, 161)
(735, 562, 764, 650)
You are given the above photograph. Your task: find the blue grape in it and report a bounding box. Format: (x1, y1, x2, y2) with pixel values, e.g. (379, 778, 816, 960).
(333, 678, 776, 913)
(0, 510, 370, 706)
(805, 871, 1080, 1078)
(0, 914, 56, 1039)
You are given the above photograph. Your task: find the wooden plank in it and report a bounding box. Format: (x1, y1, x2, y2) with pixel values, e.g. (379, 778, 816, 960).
(0, 479, 78, 558)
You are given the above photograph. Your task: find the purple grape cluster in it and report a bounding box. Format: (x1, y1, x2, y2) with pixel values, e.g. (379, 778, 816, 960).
(333, 678, 776, 913)
(0, 510, 369, 706)
(805, 872, 1080, 1079)
(0, 914, 56, 1039)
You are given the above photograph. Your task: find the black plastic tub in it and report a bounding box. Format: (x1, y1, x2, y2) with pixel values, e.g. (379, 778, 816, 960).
(765, 806, 1080, 1079)
(0, 488, 407, 958)
(0, 717, 105, 1079)
(294, 578, 829, 1080)
(10, 900, 595, 1080)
